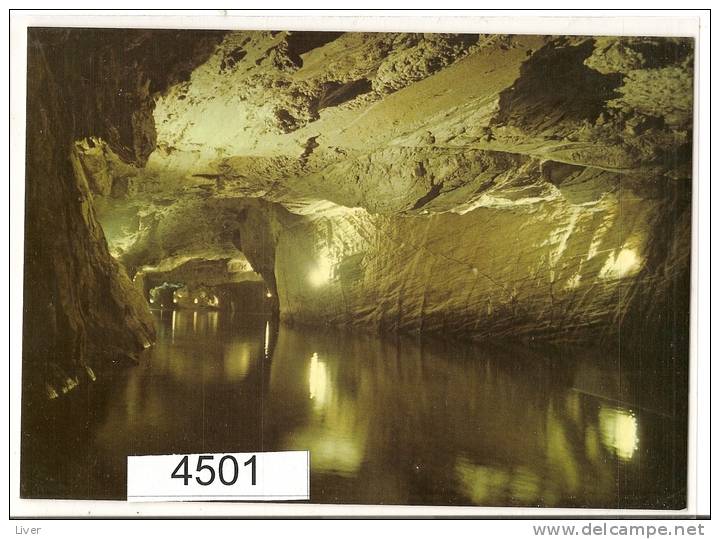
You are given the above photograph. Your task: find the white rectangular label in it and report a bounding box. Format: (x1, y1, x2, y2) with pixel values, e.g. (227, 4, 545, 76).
(127, 451, 309, 502)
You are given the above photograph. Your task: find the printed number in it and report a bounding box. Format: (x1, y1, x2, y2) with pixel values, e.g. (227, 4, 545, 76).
(244, 454, 256, 486)
(196, 455, 215, 486)
(219, 455, 239, 485)
(170, 455, 255, 486)
(171, 455, 191, 485)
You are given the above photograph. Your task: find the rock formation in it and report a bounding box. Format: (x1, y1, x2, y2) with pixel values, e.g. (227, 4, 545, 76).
(23, 28, 225, 398)
(24, 29, 693, 398)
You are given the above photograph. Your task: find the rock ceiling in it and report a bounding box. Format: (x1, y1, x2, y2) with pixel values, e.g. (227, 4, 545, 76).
(75, 31, 692, 272)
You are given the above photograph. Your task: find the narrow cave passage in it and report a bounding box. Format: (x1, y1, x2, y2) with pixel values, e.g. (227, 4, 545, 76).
(138, 258, 278, 317)
(20, 28, 692, 509)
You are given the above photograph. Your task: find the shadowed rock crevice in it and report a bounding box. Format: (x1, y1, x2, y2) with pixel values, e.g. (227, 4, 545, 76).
(285, 31, 345, 63)
(492, 39, 624, 135)
(317, 78, 373, 110)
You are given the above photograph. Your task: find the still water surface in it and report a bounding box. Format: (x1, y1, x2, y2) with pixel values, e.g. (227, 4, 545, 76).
(23, 310, 686, 508)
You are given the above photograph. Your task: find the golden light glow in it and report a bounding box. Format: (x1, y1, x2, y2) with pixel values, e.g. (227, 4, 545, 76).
(615, 249, 640, 276)
(454, 457, 543, 505)
(598, 406, 639, 460)
(266, 291, 273, 298)
(308, 352, 329, 408)
(193, 298, 199, 304)
(600, 248, 642, 279)
(224, 343, 252, 381)
(208, 311, 218, 334)
(564, 273, 581, 290)
(308, 253, 333, 287)
(264, 321, 270, 357)
(292, 434, 363, 476)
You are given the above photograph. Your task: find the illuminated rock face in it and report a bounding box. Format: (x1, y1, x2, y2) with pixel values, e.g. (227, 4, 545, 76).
(25, 30, 692, 394)
(275, 183, 690, 345)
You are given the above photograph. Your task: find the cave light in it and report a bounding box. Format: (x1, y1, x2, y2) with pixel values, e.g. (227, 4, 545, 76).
(266, 291, 273, 298)
(599, 247, 642, 280)
(614, 248, 641, 276)
(598, 405, 639, 461)
(149, 298, 154, 304)
(173, 298, 178, 304)
(285, 409, 366, 476)
(308, 252, 333, 287)
(194, 298, 199, 304)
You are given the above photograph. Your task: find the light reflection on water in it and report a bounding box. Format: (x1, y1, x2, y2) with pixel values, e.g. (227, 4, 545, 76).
(21, 311, 686, 507)
(598, 406, 639, 461)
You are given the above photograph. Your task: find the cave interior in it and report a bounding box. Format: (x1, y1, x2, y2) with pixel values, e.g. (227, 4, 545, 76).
(20, 28, 693, 507)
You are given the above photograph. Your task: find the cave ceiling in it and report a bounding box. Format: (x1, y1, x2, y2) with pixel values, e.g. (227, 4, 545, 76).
(73, 31, 693, 276)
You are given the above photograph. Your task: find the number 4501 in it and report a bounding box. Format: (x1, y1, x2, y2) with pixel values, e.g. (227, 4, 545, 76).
(171, 454, 257, 486)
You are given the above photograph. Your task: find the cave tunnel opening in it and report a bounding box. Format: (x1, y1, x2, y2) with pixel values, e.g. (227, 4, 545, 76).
(131, 254, 279, 320)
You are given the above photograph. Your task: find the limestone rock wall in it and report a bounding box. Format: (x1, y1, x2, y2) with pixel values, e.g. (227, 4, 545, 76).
(23, 29, 224, 398)
(275, 176, 690, 347)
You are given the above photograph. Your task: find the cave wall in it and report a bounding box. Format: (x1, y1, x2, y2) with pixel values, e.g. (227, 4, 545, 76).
(275, 174, 690, 348)
(22, 29, 225, 398)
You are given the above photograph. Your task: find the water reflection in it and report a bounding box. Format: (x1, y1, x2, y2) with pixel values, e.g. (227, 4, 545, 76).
(598, 406, 639, 461)
(223, 342, 254, 381)
(21, 311, 686, 508)
(264, 322, 270, 358)
(308, 353, 329, 407)
(455, 458, 541, 506)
